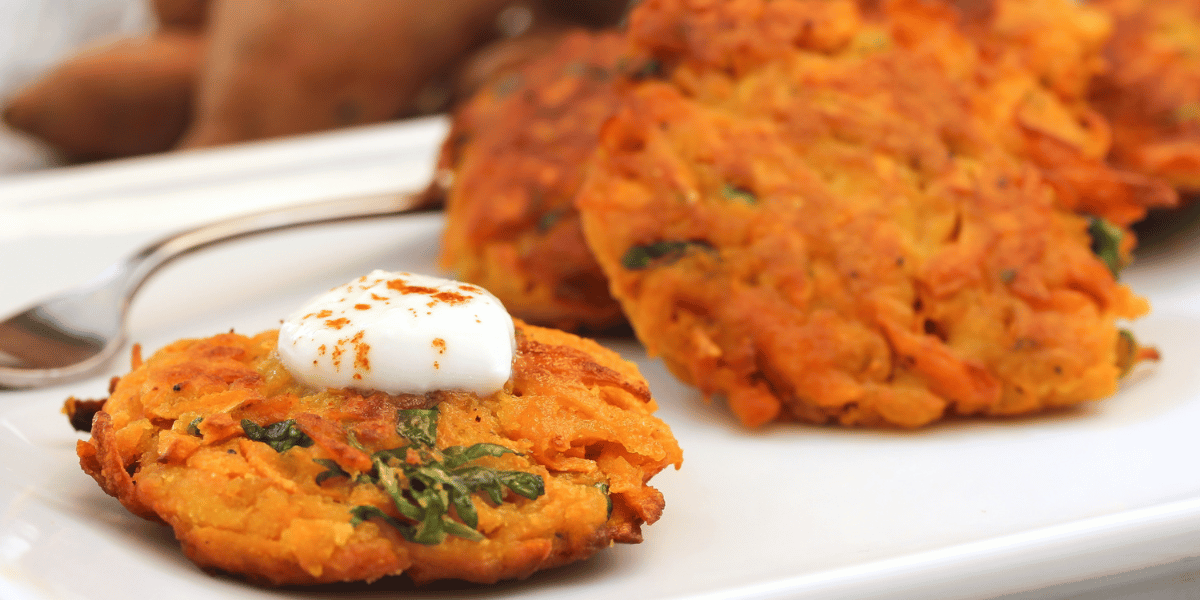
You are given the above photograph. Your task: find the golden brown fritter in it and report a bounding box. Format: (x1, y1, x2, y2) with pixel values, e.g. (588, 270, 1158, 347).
(437, 0, 1172, 338)
(576, 0, 1155, 428)
(1088, 0, 1200, 192)
(954, 0, 1110, 101)
(638, 0, 1173, 226)
(437, 31, 631, 332)
(76, 320, 681, 585)
(948, 0, 1177, 224)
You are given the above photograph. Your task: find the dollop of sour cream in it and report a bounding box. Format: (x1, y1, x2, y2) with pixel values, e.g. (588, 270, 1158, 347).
(277, 270, 516, 396)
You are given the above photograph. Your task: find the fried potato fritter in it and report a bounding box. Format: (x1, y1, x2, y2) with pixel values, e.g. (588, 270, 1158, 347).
(1088, 0, 1200, 192)
(644, 0, 1174, 226)
(437, 31, 631, 331)
(438, 0, 1173, 340)
(77, 321, 681, 585)
(945, 0, 1177, 224)
(576, 0, 1153, 428)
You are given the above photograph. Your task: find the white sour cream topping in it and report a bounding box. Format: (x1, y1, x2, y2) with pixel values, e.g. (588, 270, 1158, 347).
(277, 270, 516, 396)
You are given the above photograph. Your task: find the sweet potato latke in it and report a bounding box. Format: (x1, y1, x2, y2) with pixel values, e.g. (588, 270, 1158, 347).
(437, 0, 1174, 331)
(75, 321, 681, 585)
(1088, 0, 1200, 192)
(948, 0, 1177, 223)
(575, 0, 1157, 428)
(437, 31, 630, 332)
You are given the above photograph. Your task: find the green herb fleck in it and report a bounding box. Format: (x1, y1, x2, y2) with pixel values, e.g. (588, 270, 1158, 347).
(494, 73, 521, 97)
(241, 419, 314, 453)
(999, 268, 1017, 284)
(346, 407, 545, 545)
(186, 417, 203, 437)
(595, 482, 612, 518)
(395, 408, 438, 447)
(441, 442, 519, 468)
(628, 58, 664, 80)
(721, 183, 757, 204)
(537, 208, 565, 233)
(1116, 329, 1141, 377)
(314, 458, 349, 485)
(621, 240, 709, 270)
(1087, 216, 1124, 278)
(350, 505, 411, 532)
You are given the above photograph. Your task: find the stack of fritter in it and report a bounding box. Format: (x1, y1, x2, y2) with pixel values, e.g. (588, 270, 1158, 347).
(438, 31, 631, 332)
(438, 0, 1172, 427)
(77, 322, 682, 585)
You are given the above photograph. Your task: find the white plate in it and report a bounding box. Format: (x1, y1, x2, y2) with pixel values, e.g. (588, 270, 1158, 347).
(2, 119, 1200, 600)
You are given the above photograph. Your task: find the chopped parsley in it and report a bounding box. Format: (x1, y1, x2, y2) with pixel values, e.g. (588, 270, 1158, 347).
(621, 240, 711, 270)
(1087, 216, 1124, 278)
(1116, 329, 1139, 377)
(493, 73, 521, 97)
(241, 419, 314, 452)
(595, 482, 613, 518)
(721, 183, 757, 204)
(624, 58, 665, 80)
(537, 208, 566, 233)
(327, 407, 545, 545)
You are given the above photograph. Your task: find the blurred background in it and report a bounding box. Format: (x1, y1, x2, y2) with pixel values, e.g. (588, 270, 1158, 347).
(0, 0, 630, 175)
(0, 0, 151, 172)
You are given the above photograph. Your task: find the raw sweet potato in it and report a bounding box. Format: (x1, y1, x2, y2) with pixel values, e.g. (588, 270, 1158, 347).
(152, 0, 208, 30)
(3, 32, 202, 161)
(176, 0, 519, 148)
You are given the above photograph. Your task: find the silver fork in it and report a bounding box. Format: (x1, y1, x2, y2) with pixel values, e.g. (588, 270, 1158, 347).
(0, 189, 435, 389)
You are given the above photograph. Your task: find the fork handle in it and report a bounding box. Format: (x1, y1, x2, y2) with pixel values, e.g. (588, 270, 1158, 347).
(106, 188, 437, 303)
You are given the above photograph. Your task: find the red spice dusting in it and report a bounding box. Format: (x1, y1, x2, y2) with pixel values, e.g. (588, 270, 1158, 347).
(458, 284, 482, 293)
(353, 373, 363, 380)
(431, 290, 472, 305)
(317, 344, 326, 355)
(331, 345, 344, 369)
(433, 361, 440, 369)
(432, 338, 446, 354)
(370, 293, 387, 301)
(386, 280, 439, 295)
(354, 303, 371, 310)
(386, 279, 472, 306)
(325, 317, 350, 329)
(352, 331, 370, 371)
